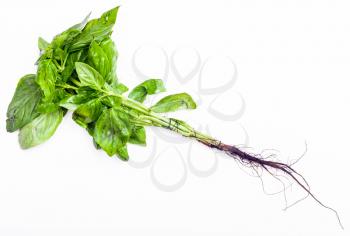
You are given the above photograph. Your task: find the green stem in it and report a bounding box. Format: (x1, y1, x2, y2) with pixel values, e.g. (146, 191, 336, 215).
(56, 83, 78, 90)
(105, 92, 219, 145)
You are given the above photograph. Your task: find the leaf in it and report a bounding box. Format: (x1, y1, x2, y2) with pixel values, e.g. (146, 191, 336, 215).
(116, 145, 129, 161)
(37, 102, 59, 113)
(114, 83, 128, 94)
(75, 62, 104, 89)
(54, 87, 71, 101)
(36, 59, 58, 101)
(93, 138, 101, 150)
(59, 94, 87, 110)
(58, 86, 100, 110)
(88, 41, 110, 78)
(18, 109, 63, 149)
(38, 37, 49, 52)
(69, 7, 119, 51)
(37, 87, 70, 113)
(128, 79, 165, 103)
(36, 13, 90, 60)
(69, 12, 91, 31)
(59, 97, 79, 110)
(53, 48, 66, 63)
(100, 38, 118, 83)
(51, 28, 81, 49)
(6, 74, 42, 132)
(50, 12, 91, 49)
(61, 49, 88, 82)
(73, 99, 104, 128)
(150, 93, 197, 113)
(129, 126, 146, 145)
(86, 122, 96, 136)
(113, 108, 132, 138)
(104, 81, 128, 95)
(37, 13, 90, 63)
(100, 96, 122, 108)
(100, 38, 118, 65)
(93, 108, 130, 157)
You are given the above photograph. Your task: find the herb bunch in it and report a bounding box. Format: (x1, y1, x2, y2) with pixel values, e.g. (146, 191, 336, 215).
(6, 6, 342, 227)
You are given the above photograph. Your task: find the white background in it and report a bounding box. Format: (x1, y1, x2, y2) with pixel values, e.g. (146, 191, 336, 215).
(1, 0, 350, 235)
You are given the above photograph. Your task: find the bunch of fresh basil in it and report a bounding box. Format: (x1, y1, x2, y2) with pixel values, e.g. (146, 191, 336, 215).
(6, 6, 197, 161)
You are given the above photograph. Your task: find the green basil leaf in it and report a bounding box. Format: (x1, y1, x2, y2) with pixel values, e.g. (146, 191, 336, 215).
(50, 12, 91, 49)
(88, 41, 110, 78)
(114, 83, 128, 94)
(36, 59, 58, 101)
(69, 12, 91, 31)
(61, 49, 88, 82)
(59, 94, 87, 110)
(129, 126, 146, 145)
(51, 28, 81, 49)
(38, 37, 49, 52)
(36, 49, 53, 64)
(93, 108, 130, 157)
(105, 72, 117, 85)
(37, 102, 59, 113)
(93, 138, 101, 150)
(69, 7, 119, 51)
(100, 38, 118, 65)
(100, 96, 122, 108)
(75, 86, 102, 99)
(86, 122, 96, 136)
(73, 99, 104, 127)
(104, 82, 128, 95)
(32, 87, 68, 114)
(53, 48, 65, 63)
(75, 62, 104, 89)
(112, 108, 131, 138)
(58, 86, 99, 110)
(6, 74, 42, 132)
(59, 96, 80, 110)
(54, 87, 71, 101)
(150, 93, 197, 113)
(100, 38, 118, 83)
(128, 79, 165, 103)
(116, 144, 129, 161)
(19, 109, 63, 149)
